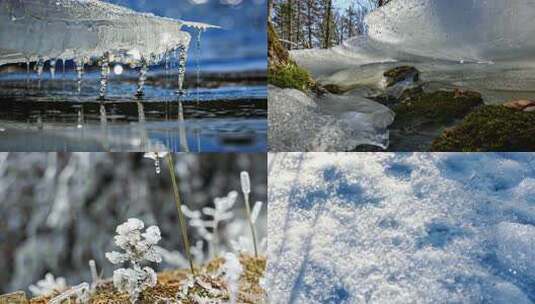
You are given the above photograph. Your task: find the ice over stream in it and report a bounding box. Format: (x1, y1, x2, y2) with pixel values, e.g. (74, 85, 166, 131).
(273, 0, 535, 151)
(267, 153, 535, 304)
(0, 0, 217, 66)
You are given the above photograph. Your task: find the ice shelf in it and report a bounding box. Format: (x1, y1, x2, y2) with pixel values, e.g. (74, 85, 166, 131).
(0, 0, 219, 66)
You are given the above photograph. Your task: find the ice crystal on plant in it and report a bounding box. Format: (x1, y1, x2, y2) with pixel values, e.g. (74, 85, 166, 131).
(222, 252, 242, 304)
(29, 273, 67, 296)
(49, 282, 91, 304)
(105, 218, 162, 303)
(143, 152, 168, 174)
(240, 172, 250, 194)
(183, 191, 239, 258)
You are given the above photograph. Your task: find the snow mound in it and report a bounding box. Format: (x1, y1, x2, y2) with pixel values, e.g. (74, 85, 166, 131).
(0, 0, 217, 65)
(268, 86, 394, 151)
(366, 0, 535, 63)
(267, 153, 535, 303)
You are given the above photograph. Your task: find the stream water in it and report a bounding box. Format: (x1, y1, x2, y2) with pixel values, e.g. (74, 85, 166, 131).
(0, 59, 266, 152)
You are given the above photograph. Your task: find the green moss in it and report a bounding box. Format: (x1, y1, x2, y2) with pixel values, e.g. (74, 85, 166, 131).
(392, 90, 483, 128)
(268, 63, 313, 92)
(268, 21, 315, 92)
(432, 105, 535, 151)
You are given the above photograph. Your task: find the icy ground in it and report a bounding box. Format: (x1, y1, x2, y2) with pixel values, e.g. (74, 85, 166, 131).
(268, 86, 394, 151)
(267, 153, 535, 304)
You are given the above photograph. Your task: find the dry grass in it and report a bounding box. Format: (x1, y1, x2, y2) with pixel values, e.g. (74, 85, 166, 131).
(29, 255, 266, 304)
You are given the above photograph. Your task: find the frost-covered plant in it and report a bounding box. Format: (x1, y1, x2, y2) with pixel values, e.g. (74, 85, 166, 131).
(29, 273, 67, 296)
(143, 152, 168, 174)
(182, 191, 239, 258)
(240, 171, 259, 257)
(222, 252, 243, 304)
(49, 282, 91, 304)
(105, 218, 162, 303)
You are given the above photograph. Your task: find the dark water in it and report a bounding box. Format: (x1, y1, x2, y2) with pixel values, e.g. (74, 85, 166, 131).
(0, 60, 267, 152)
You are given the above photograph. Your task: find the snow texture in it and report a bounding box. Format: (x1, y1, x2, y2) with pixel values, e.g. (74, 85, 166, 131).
(268, 86, 394, 151)
(0, 0, 202, 65)
(267, 152, 535, 304)
(365, 0, 535, 63)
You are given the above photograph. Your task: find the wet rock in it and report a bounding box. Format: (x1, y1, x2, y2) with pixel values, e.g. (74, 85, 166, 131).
(0, 291, 28, 304)
(503, 99, 535, 111)
(432, 106, 535, 151)
(382, 66, 420, 88)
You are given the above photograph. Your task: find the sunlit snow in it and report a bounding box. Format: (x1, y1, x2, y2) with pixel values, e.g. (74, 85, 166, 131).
(267, 153, 535, 304)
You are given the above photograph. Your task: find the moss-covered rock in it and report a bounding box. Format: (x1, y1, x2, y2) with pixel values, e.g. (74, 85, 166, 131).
(268, 63, 313, 92)
(268, 22, 315, 92)
(392, 89, 483, 129)
(431, 105, 535, 151)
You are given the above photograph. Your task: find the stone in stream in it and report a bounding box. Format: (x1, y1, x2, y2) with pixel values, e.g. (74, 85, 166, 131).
(382, 66, 420, 88)
(0, 291, 28, 304)
(391, 89, 483, 129)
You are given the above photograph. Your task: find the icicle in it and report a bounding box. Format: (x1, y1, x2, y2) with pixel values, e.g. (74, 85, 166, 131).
(36, 56, 44, 77)
(49, 58, 56, 79)
(176, 44, 188, 99)
(154, 155, 161, 174)
(135, 58, 148, 98)
(74, 57, 84, 94)
(195, 29, 203, 104)
(98, 52, 111, 100)
(36, 56, 44, 88)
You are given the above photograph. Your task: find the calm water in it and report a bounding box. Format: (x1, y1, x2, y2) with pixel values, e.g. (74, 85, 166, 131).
(0, 58, 267, 152)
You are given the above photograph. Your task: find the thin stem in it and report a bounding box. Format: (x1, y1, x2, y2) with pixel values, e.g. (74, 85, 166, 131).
(166, 154, 196, 275)
(243, 192, 259, 257)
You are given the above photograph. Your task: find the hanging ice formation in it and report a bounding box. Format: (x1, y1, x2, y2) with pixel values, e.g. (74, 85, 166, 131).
(0, 0, 220, 98)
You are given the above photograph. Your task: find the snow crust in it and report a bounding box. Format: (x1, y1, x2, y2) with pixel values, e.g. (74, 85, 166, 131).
(366, 0, 535, 63)
(268, 86, 394, 151)
(267, 153, 535, 304)
(0, 0, 206, 65)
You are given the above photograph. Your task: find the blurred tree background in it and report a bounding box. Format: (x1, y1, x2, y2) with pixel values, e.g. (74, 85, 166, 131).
(0, 153, 266, 294)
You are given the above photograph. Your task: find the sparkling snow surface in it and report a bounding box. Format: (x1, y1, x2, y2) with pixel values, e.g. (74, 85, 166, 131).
(267, 153, 535, 304)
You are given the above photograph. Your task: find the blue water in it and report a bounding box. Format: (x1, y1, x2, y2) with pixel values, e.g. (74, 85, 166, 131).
(0, 57, 267, 152)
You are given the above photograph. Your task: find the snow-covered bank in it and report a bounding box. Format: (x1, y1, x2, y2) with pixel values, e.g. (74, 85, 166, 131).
(268, 86, 394, 151)
(290, 0, 535, 104)
(267, 153, 535, 303)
